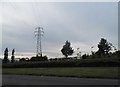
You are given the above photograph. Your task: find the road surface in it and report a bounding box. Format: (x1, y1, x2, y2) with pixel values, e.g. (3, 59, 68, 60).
(2, 74, 119, 85)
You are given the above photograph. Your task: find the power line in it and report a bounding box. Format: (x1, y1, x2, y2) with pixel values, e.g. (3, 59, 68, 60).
(35, 27, 44, 57)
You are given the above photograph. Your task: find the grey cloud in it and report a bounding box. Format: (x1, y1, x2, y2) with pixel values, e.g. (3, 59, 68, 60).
(2, 2, 118, 58)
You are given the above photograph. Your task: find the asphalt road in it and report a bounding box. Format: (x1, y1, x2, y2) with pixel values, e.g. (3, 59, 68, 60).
(2, 74, 119, 85)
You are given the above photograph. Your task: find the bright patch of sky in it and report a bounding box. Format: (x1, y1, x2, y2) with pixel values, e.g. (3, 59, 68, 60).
(1, 1, 118, 58)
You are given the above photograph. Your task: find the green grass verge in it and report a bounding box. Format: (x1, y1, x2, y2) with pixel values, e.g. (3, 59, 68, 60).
(2, 67, 119, 79)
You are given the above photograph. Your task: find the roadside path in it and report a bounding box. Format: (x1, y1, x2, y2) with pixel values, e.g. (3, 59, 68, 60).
(2, 74, 119, 85)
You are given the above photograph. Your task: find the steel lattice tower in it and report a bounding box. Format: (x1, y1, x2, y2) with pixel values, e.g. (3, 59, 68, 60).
(35, 27, 44, 57)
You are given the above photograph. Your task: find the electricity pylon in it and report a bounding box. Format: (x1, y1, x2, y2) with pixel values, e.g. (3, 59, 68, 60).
(35, 27, 44, 57)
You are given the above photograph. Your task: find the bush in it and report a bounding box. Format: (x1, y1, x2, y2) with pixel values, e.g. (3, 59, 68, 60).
(30, 56, 48, 61)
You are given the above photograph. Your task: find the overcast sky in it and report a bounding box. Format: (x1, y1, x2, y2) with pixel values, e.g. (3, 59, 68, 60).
(1, 1, 118, 58)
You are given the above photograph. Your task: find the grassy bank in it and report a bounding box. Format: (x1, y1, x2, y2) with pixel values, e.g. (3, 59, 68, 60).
(2, 67, 119, 79)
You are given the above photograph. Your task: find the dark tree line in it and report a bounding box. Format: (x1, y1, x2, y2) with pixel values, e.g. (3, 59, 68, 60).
(61, 38, 118, 59)
(3, 38, 119, 63)
(3, 48, 15, 63)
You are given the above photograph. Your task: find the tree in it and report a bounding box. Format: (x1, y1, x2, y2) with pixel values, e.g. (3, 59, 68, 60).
(112, 50, 120, 58)
(20, 58, 26, 62)
(82, 54, 89, 59)
(11, 49, 15, 63)
(96, 38, 112, 57)
(61, 40, 74, 58)
(3, 48, 9, 63)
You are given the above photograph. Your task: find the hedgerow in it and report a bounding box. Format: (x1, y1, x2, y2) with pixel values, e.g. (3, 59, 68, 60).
(2, 57, 119, 68)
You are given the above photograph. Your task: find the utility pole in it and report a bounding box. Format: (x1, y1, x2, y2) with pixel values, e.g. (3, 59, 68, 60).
(35, 27, 44, 57)
(77, 48, 81, 59)
(91, 46, 94, 54)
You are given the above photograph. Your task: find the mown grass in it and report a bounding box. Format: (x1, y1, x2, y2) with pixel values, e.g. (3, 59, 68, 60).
(2, 67, 119, 79)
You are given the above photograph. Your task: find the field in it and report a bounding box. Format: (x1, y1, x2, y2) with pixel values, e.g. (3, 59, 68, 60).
(2, 67, 119, 79)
